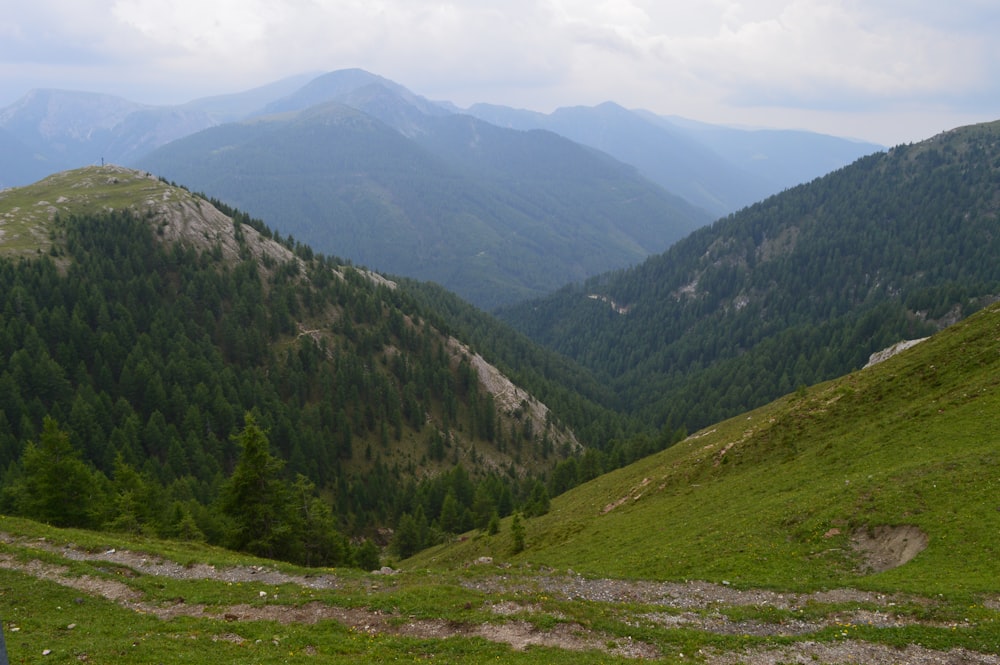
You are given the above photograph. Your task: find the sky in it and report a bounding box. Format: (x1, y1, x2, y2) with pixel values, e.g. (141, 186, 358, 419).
(2, 0, 999, 145)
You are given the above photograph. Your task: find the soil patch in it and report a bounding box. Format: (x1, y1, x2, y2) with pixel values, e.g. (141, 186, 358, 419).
(0, 537, 659, 659)
(851, 525, 929, 573)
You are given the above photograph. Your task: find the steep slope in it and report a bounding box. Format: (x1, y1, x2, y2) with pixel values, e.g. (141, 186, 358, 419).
(499, 119, 1000, 430)
(418, 300, 1000, 595)
(0, 165, 608, 562)
(135, 99, 709, 309)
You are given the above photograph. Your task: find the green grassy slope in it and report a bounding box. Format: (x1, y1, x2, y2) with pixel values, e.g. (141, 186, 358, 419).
(415, 302, 1000, 596)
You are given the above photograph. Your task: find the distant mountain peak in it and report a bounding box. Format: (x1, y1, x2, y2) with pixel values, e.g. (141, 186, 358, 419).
(0, 88, 145, 138)
(254, 68, 448, 122)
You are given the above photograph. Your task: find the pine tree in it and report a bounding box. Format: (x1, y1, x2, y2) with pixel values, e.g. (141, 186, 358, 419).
(510, 512, 525, 554)
(18, 416, 107, 528)
(219, 413, 293, 559)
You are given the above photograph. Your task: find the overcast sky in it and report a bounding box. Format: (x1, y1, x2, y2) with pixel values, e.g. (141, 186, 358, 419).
(2, 0, 998, 145)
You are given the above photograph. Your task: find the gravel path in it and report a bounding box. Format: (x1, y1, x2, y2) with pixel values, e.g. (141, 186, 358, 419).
(2, 534, 996, 663)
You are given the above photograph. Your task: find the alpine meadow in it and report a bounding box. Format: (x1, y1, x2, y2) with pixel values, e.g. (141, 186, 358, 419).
(0, 67, 999, 665)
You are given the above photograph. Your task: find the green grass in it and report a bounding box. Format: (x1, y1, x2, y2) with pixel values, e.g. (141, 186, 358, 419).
(0, 165, 184, 257)
(1, 515, 682, 663)
(414, 302, 1000, 598)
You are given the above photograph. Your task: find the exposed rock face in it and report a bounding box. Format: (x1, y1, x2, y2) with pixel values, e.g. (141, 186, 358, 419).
(864, 338, 928, 368)
(447, 336, 581, 457)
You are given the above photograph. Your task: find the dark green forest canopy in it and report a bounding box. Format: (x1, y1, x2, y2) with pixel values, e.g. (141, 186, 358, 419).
(498, 121, 1000, 432)
(0, 205, 626, 564)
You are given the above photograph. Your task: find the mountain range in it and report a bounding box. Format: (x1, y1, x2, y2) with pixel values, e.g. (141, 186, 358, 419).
(1, 69, 880, 307)
(0, 63, 998, 664)
(133, 98, 708, 308)
(0, 109, 998, 600)
(467, 101, 880, 216)
(498, 118, 1000, 431)
(0, 166, 628, 564)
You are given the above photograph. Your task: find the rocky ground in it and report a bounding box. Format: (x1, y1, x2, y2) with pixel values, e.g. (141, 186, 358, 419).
(1, 533, 997, 664)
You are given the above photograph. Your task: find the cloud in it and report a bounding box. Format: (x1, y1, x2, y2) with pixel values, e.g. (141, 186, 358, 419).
(656, 1, 999, 109)
(1, 0, 998, 142)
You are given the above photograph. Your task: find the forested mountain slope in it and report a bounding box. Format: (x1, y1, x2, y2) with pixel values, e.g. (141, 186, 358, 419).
(499, 120, 1000, 431)
(0, 166, 620, 565)
(135, 98, 708, 308)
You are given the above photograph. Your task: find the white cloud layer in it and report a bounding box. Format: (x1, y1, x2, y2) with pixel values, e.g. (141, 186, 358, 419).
(2, 0, 999, 143)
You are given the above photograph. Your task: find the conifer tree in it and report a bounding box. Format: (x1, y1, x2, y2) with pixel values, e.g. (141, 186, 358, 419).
(220, 413, 293, 559)
(510, 512, 525, 554)
(18, 416, 107, 528)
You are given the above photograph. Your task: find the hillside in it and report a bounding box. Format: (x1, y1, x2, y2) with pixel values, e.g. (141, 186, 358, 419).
(0, 165, 621, 567)
(421, 299, 1000, 591)
(1, 304, 997, 664)
(499, 119, 1000, 431)
(134, 98, 708, 309)
(653, 113, 885, 198)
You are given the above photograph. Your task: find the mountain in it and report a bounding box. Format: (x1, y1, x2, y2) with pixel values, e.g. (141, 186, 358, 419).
(651, 112, 885, 195)
(0, 89, 218, 180)
(134, 94, 710, 309)
(254, 68, 449, 123)
(0, 75, 325, 186)
(421, 298, 1000, 596)
(0, 125, 47, 188)
(467, 101, 881, 217)
(180, 71, 321, 124)
(3, 67, 882, 225)
(0, 165, 624, 565)
(498, 119, 1000, 431)
(0, 89, 142, 180)
(2, 70, 885, 309)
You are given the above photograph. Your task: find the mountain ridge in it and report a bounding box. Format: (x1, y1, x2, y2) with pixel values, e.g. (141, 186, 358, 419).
(0, 165, 612, 566)
(498, 117, 1000, 430)
(467, 99, 881, 216)
(134, 98, 709, 308)
(2, 68, 880, 213)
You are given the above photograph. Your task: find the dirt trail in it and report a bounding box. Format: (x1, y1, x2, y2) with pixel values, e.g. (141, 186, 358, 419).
(1, 534, 996, 663)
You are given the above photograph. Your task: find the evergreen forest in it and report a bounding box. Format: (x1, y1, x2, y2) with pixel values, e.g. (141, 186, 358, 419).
(499, 120, 1000, 432)
(0, 186, 652, 567)
(2, 117, 999, 573)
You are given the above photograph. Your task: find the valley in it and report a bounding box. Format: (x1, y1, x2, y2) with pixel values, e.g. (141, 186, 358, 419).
(0, 71, 998, 664)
